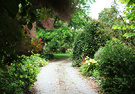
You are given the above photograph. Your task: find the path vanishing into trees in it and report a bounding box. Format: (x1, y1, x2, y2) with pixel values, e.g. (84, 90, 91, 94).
(34, 59, 98, 94)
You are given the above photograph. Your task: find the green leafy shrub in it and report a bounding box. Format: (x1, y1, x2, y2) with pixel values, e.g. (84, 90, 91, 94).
(97, 39, 135, 94)
(0, 54, 48, 94)
(72, 20, 108, 67)
(79, 56, 98, 77)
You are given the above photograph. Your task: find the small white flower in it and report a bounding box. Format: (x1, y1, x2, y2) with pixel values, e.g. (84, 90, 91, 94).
(85, 56, 89, 60)
(93, 60, 97, 63)
(89, 58, 93, 62)
(86, 60, 89, 63)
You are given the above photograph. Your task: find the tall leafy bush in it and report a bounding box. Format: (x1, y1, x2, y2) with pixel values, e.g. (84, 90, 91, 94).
(97, 39, 135, 94)
(72, 20, 108, 67)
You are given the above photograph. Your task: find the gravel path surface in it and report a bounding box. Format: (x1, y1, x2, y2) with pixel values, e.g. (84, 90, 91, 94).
(34, 59, 98, 94)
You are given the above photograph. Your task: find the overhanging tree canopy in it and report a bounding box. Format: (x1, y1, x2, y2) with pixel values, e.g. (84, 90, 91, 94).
(0, 0, 95, 69)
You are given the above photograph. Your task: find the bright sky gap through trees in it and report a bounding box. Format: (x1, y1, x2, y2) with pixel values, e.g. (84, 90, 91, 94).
(89, 0, 125, 19)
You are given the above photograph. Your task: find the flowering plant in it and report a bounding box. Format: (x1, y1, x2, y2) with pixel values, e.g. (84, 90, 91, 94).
(79, 56, 98, 76)
(85, 56, 97, 65)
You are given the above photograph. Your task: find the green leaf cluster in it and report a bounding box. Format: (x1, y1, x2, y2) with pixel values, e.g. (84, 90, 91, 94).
(0, 54, 48, 94)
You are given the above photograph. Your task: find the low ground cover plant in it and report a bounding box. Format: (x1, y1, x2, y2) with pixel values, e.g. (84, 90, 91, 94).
(30, 54, 49, 66)
(79, 56, 102, 88)
(0, 54, 48, 94)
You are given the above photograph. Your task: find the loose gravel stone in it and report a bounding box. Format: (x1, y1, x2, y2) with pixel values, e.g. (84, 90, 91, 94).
(34, 59, 98, 94)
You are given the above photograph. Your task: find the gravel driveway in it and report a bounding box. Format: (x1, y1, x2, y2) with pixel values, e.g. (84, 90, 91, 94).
(34, 59, 98, 94)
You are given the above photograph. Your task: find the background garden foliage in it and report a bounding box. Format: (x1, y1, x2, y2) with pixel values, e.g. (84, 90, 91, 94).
(36, 25, 77, 53)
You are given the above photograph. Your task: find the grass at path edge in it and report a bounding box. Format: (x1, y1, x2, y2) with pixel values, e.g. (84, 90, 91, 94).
(53, 53, 70, 59)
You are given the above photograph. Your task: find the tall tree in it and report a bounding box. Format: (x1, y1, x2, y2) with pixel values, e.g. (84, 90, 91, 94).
(69, 9, 91, 30)
(112, 0, 135, 48)
(98, 6, 125, 39)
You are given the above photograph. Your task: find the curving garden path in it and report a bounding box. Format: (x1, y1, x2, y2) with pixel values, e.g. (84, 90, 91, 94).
(34, 59, 98, 94)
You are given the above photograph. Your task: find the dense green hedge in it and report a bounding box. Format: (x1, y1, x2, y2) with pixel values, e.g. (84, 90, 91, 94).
(0, 54, 48, 94)
(72, 20, 108, 67)
(97, 39, 135, 94)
